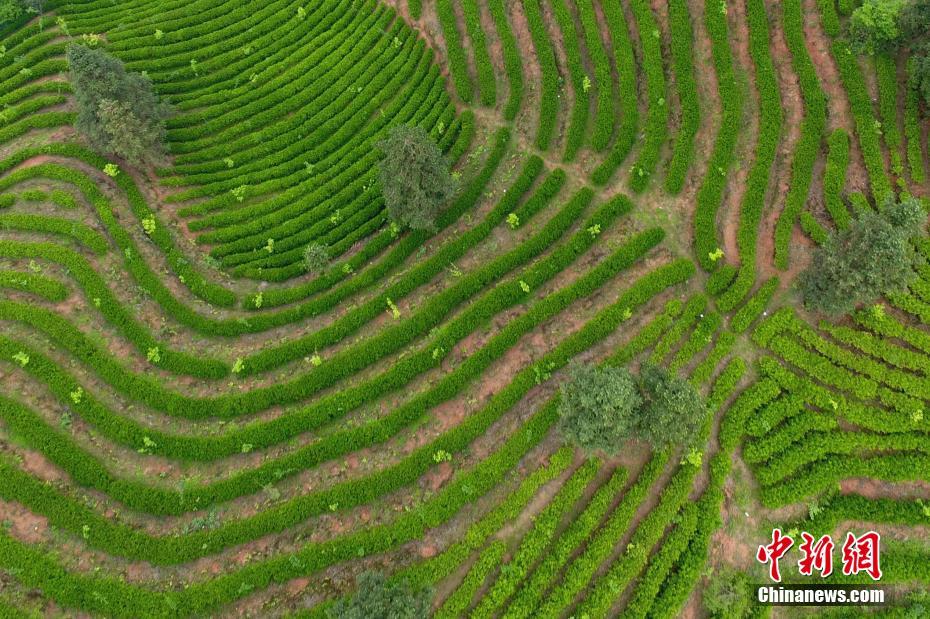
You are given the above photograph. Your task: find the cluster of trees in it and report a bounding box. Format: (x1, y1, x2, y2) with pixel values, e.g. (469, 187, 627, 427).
(67, 45, 171, 165)
(800, 195, 926, 316)
(850, 0, 930, 103)
(557, 362, 706, 454)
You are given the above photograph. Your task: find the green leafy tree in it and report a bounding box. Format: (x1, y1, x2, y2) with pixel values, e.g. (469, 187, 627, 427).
(850, 0, 906, 55)
(703, 568, 752, 618)
(557, 363, 641, 455)
(800, 195, 926, 316)
(900, 0, 930, 40)
(900, 1, 930, 105)
(0, 0, 22, 24)
(635, 363, 705, 449)
(67, 44, 171, 165)
(302, 242, 329, 273)
(902, 590, 930, 618)
(377, 125, 456, 231)
(328, 571, 431, 619)
(911, 49, 930, 106)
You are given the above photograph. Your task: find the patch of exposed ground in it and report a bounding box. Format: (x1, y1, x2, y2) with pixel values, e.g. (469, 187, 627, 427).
(756, 0, 805, 282)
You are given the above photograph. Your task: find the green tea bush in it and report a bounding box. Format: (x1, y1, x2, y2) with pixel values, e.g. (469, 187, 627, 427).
(487, 0, 523, 119)
(590, 0, 638, 185)
(461, 0, 496, 106)
(664, 0, 700, 194)
(574, 0, 614, 151)
(436, 0, 474, 103)
(775, 0, 828, 269)
(548, 0, 588, 161)
(693, 0, 743, 271)
(521, 0, 559, 150)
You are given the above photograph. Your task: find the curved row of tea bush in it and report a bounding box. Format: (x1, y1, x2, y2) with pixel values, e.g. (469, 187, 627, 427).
(590, 0, 639, 185)
(663, 0, 699, 195)
(774, 0, 828, 269)
(693, 0, 743, 271)
(627, 0, 668, 194)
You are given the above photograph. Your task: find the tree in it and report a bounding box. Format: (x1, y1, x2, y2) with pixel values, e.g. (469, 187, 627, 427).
(703, 568, 752, 618)
(903, 590, 930, 618)
(850, 0, 906, 55)
(557, 363, 641, 455)
(328, 571, 431, 619)
(302, 242, 329, 273)
(848, 0, 930, 102)
(67, 44, 171, 165)
(377, 125, 455, 231)
(900, 0, 930, 105)
(0, 0, 22, 24)
(635, 363, 705, 450)
(911, 49, 930, 106)
(800, 195, 926, 316)
(899, 0, 930, 41)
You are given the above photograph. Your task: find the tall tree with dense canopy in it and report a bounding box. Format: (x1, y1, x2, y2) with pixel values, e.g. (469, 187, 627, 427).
(901, 0, 930, 104)
(328, 571, 431, 619)
(850, 0, 906, 55)
(67, 44, 170, 165)
(899, 0, 930, 40)
(557, 363, 641, 455)
(636, 363, 706, 449)
(800, 195, 926, 316)
(703, 568, 753, 618)
(377, 125, 456, 231)
(848, 0, 930, 104)
(0, 0, 21, 23)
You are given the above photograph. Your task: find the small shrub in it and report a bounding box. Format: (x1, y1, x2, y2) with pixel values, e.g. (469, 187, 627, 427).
(302, 242, 329, 273)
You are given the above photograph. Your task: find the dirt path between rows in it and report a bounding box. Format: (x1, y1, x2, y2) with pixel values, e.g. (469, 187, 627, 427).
(755, 0, 804, 283)
(801, 0, 870, 196)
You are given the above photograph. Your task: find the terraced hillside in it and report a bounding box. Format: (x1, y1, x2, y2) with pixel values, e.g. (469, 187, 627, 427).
(0, 0, 928, 616)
